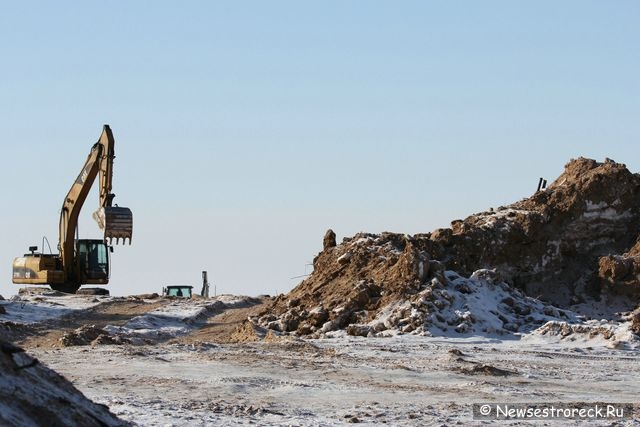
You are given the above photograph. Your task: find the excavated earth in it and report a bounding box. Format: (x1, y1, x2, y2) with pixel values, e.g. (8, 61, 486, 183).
(249, 157, 640, 339)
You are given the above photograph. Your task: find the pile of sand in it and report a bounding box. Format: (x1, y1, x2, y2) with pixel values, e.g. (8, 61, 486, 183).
(247, 158, 640, 339)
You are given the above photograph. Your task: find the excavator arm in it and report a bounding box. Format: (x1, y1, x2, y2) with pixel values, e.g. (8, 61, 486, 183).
(58, 125, 133, 283)
(59, 138, 102, 275)
(91, 125, 133, 245)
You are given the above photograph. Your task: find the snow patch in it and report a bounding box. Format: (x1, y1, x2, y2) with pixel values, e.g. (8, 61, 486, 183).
(346, 269, 580, 338)
(583, 200, 632, 220)
(0, 293, 108, 324)
(104, 295, 254, 342)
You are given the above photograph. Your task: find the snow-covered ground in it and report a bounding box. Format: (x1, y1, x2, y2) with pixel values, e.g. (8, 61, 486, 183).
(0, 292, 108, 323)
(103, 295, 251, 342)
(2, 293, 640, 426)
(31, 336, 640, 426)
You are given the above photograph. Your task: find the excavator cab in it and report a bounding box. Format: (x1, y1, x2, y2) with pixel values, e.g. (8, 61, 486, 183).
(76, 239, 110, 283)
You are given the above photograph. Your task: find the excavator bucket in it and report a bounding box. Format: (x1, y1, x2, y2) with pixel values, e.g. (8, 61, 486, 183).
(93, 206, 133, 244)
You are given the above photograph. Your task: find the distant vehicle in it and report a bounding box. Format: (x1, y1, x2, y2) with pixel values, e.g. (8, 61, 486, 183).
(12, 125, 133, 294)
(163, 285, 193, 298)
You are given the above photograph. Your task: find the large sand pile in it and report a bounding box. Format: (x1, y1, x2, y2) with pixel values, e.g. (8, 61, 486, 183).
(248, 158, 640, 339)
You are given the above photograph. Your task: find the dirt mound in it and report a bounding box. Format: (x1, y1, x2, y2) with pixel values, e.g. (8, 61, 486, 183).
(249, 157, 640, 338)
(252, 248, 576, 337)
(253, 232, 431, 336)
(531, 319, 639, 349)
(0, 339, 130, 426)
(229, 321, 266, 342)
(535, 321, 617, 340)
(59, 324, 131, 347)
(429, 157, 640, 304)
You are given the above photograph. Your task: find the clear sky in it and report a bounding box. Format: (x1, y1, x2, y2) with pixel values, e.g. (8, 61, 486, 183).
(1, 2, 638, 297)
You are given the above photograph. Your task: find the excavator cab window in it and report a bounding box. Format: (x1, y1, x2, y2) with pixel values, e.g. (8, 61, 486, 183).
(77, 240, 110, 280)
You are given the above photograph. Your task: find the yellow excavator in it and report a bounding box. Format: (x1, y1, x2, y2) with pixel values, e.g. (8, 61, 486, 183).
(12, 125, 133, 294)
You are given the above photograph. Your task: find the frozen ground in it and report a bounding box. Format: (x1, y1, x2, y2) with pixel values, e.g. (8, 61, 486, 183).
(2, 293, 639, 426)
(29, 336, 640, 426)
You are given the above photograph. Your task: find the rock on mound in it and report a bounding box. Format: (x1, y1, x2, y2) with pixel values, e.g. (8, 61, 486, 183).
(0, 339, 129, 426)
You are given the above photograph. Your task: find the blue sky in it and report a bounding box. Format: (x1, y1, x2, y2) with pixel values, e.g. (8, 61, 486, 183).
(1, 2, 638, 296)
